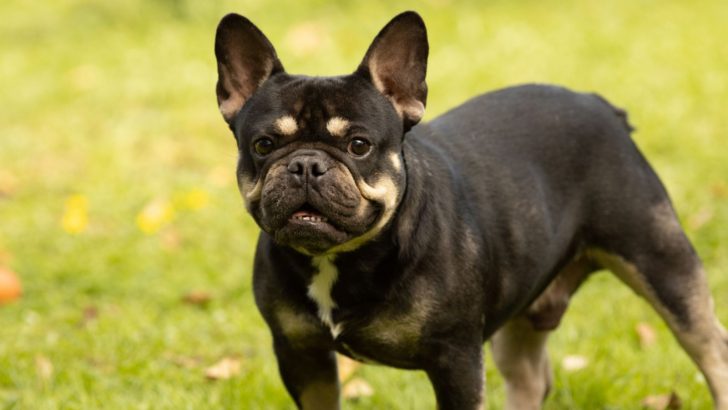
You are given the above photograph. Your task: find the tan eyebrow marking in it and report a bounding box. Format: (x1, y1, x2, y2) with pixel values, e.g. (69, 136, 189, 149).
(274, 116, 298, 136)
(326, 116, 350, 138)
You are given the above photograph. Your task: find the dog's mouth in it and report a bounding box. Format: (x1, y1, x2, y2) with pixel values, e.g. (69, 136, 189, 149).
(289, 203, 330, 224)
(275, 202, 351, 254)
(286, 202, 344, 234)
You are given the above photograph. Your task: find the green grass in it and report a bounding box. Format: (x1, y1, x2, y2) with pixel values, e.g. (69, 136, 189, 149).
(1, 0, 727, 408)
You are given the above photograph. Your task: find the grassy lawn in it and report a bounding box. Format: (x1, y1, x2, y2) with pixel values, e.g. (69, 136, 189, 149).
(1, 0, 727, 408)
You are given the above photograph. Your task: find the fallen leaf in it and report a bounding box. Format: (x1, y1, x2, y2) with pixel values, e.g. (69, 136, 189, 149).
(642, 391, 682, 409)
(136, 198, 175, 234)
(0, 267, 22, 304)
(284, 22, 326, 57)
(342, 377, 374, 400)
(337, 354, 361, 382)
(35, 355, 53, 381)
(207, 166, 232, 187)
(0, 169, 17, 198)
(636, 322, 657, 349)
(205, 357, 242, 380)
(181, 188, 209, 211)
(164, 352, 204, 369)
(710, 181, 728, 199)
(61, 194, 89, 234)
(160, 229, 182, 251)
(86, 357, 115, 374)
(687, 207, 713, 231)
(80, 306, 99, 326)
(182, 291, 212, 307)
(561, 355, 588, 372)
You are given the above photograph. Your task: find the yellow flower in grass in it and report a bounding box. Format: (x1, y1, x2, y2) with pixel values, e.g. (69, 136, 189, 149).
(61, 194, 89, 234)
(136, 198, 175, 234)
(182, 188, 209, 211)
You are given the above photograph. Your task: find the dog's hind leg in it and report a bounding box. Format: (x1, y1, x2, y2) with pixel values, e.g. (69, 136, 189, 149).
(491, 316, 552, 410)
(590, 201, 728, 409)
(491, 256, 593, 410)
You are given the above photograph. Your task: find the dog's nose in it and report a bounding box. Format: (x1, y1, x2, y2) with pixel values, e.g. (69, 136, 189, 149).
(287, 151, 329, 182)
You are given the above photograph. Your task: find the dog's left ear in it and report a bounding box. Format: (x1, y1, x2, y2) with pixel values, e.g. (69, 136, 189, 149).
(215, 14, 284, 124)
(357, 11, 429, 130)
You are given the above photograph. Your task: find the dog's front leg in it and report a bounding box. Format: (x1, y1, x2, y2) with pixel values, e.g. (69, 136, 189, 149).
(425, 343, 485, 410)
(273, 337, 340, 410)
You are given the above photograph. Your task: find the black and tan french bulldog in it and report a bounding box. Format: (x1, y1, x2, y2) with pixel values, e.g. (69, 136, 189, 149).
(213, 10, 728, 410)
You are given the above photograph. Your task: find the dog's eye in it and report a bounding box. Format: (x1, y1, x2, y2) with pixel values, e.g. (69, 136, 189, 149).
(254, 138, 274, 156)
(348, 138, 372, 157)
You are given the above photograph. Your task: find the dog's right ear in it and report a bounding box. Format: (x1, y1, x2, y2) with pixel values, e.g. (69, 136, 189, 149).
(215, 14, 284, 124)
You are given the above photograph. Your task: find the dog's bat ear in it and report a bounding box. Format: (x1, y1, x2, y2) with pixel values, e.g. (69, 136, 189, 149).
(215, 14, 284, 124)
(357, 11, 428, 131)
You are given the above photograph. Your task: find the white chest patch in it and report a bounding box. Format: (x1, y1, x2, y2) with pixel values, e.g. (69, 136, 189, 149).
(308, 256, 343, 338)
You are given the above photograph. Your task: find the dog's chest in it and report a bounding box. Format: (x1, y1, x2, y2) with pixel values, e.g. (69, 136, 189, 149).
(306, 256, 428, 366)
(308, 256, 343, 338)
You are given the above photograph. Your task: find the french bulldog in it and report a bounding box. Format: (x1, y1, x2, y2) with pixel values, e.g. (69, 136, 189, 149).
(213, 10, 728, 410)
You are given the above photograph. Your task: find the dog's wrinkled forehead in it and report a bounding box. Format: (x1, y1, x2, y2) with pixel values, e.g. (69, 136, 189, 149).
(239, 74, 397, 142)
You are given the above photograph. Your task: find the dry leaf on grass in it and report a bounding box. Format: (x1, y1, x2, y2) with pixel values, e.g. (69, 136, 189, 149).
(205, 357, 242, 380)
(561, 355, 588, 372)
(0, 267, 22, 304)
(181, 188, 210, 211)
(342, 377, 374, 400)
(61, 194, 89, 234)
(164, 352, 204, 369)
(160, 229, 182, 251)
(136, 198, 175, 234)
(80, 306, 99, 327)
(35, 355, 53, 381)
(0, 170, 17, 198)
(337, 354, 361, 382)
(711, 181, 728, 199)
(687, 207, 714, 231)
(86, 357, 115, 374)
(284, 22, 326, 57)
(182, 291, 212, 307)
(207, 166, 233, 187)
(642, 391, 682, 409)
(636, 322, 657, 349)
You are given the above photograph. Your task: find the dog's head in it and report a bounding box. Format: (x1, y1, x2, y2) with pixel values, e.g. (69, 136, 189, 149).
(214, 12, 428, 255)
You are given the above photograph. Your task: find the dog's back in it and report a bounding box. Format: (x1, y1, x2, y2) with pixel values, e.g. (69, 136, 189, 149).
(404, 84, 668, 318)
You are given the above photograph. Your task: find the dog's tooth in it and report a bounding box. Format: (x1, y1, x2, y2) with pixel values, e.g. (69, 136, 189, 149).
(293, 214, 328, 222)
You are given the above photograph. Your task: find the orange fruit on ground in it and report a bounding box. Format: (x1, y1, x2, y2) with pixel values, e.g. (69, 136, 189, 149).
(0, 267, 22, 304)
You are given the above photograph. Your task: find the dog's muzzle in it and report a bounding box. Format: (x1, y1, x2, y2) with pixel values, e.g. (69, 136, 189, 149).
(255, 149, 378, 254)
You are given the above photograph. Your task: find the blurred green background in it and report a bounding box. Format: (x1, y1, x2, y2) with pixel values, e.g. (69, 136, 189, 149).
(1, 0, 727, 408)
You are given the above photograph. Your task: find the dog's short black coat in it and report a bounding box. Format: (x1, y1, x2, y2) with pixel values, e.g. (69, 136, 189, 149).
(213, 10, 728, 410)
